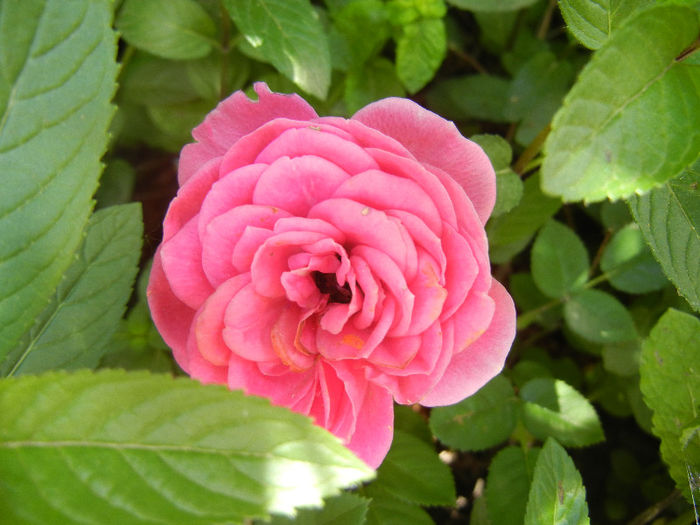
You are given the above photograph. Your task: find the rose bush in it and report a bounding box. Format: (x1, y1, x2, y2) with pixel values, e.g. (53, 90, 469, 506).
(147, 83, 516, 468)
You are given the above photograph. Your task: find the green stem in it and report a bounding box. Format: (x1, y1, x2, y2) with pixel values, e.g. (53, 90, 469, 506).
(513, 123, 551, 175)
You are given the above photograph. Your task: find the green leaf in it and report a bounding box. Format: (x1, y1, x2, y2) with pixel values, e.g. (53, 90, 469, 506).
(486, 173, 562, 262)
(330, 0, 390, 69)
(473, 10, 519, 53)
(373, 430, 455, 506)
(600, 223, 668, 294)
(640, 308, 700, 500)
(0, 0, 118, 358)
(446, 0, 539, 12)
(531, 221, 589, 299)
(558, 0, 655, 49)
(345, 58, 405, 114)
(0, 370, 374, 524)
(470, 134, 523, 216)
(520, 378, 605, 447)
(564, 289, 638, 344)
(363, 486, 434, 525)
(116, 0, 217, 60)
(485, 446, 540, 525)
(185, 49, 251, 101)
(95, 159, 136, 209)
(426, 74, 511, 122)
(147, 99, 217, 150)
(602, 340, 641, 377)
(542, 5, 700, 202)
(393, 404, 432, 445)
(629, 161, 700, 311)
(505, 51, 575, 147)
(265, 493, 369, 525)
(430, 375, 519, 451)
(395, 17, 447, 94)
(224, 0, 331, 99)
(2, 204, 143, 377)
(524, 438, 591, 525)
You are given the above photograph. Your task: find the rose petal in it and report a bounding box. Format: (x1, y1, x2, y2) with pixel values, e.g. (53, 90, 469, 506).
(179, 83, 317, 184)
(420, 279, 516, 406)
(160, 217, 213, 309)
(344, 381, 394, 468)
(353, 97, 496, 223)
(253, 155, 351, 216)
(406, 250, 447, 336)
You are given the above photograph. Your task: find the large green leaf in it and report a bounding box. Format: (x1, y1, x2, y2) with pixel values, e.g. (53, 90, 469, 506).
(542, 5, 700, 202)
(564, 289, 637, 344)
(264, 493, 369, 525)
(558, 0, 654, 49)
(640, 309, 700, 500)
(363, 486, 434, 525)
(373, 430, 455, 506)
(629, 161, 700, 311)
(0, 0, 117, 360)
(520, 378, 605, 447)
(524, 438, 590, 525)
(430, 375, 519, 451)
(116, 0, 217, 60)
(224, 0, 331, 99)
(0, 370, 374, 524)
(2, 204, 143, 376)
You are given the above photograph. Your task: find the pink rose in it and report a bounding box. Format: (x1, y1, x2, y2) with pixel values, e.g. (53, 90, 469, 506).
(147, 83, 516, 468)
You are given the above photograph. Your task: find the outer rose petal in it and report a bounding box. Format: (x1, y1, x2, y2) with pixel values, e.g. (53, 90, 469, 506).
(420, 279, 516, 407)
(179, 83, 318, 184)
(344, 381, 394, 469)
(352, 97, 496, 224)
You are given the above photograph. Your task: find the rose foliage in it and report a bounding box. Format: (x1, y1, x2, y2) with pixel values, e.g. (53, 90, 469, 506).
(147, 83, 516, 467)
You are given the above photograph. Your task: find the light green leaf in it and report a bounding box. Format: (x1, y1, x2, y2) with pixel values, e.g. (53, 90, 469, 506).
(265, 493, 369, 525)
(542, 5, 700, 202)
(470, 135, 522, 217)
(524, 438, 591, 525)
(600, 223, 668, 294)
(486, 173, 562, 262)
(0, 370, 374, 524)
(531, 220, 590, 299)
(446, 0, 539, 12)
(430, 375, 519, 451)
(426, 74, 511, 122)
(0, 0, 118, 358)
(640, 308, 700, 500)
(520, 378, 605, 447)
(363, 486, 434, 525)
(470, 134, 512, 170)
(395, 17, 447, 94)
(629, 161, 700, 311)
(345, 58, 405, 114)
(485, 446, 540, 525)
(116, 0, 217, 60)
(224, 0, 331, 99)
(2, 204, 143, 376)
(558, 0, 655, 49)
(564, 289, 637, 343)
(373, 430, 455, 506)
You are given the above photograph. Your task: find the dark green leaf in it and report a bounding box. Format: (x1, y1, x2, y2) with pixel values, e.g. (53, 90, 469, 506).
(485, 446, 540, 525)
(2, 204, 143, 376)
(224, 0, 331, 98)
(95, 159, 136, 209)
(0, 0, 118, 358)
(640, 308, 700, 500)
(116, 0, 217, 60)
(629, 161, 700, 311)
(542, 6, 700, 202)
(531, 221, 589, 299)
(374, 430, 455, 506)
(564, 289, 637, 343)
(0, 370, 374, 524)
(430, 375, 519, 451)
(363, 485, 433, 525)
(426, 74, 511, 122)
(446, 0, 539, 11)
(345, 58, 405, 114)
(118, 51, 200, 106)
(520, 378, 605, 447)
(395, 18, 447, 94)
(601, 340, 641, 377)
(600, 224, 668, 293)
(524, 438, 591, 525)
(265, 493, 369, 525)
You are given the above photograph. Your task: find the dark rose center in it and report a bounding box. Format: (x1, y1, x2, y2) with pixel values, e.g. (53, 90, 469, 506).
(312, 271, 352, 304)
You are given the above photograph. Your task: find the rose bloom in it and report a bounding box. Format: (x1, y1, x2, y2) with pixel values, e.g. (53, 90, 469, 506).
(148, 83, 516, 468)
